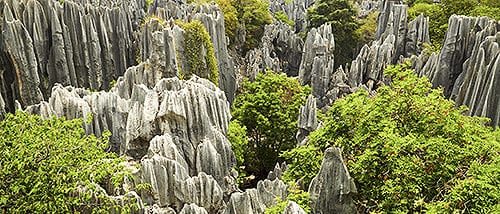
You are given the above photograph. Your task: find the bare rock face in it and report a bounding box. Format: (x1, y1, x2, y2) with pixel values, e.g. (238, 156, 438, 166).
(298, 23, 335, 107)
(282, 201, 306, 214)
(147, 2, 237, 103)
(0, 0, 139, 111)
(268, 0, 308, 32)
(223, 178, 288, 214)
(25, 67, 236, 212)
(296, 95, 318, 145)
(355, 0, 379, 18)
(245, 22, 304, 79)
(412, 15, 499, 127)
(308, 147, 357, 214)
(452, 32, 500, 127)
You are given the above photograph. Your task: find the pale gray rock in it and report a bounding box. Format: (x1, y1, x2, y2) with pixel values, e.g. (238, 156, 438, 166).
(453, 32, 500, 127)
(356, 0, 379, 18)
(374, 0, 407, 58)
(146, 204, 177, 214)
(296, 95, 317, 145)
(269, 0, 308, 32)
(282, 201, 306, 214)
(406, 14, 430, 56)
(309, 147, 357, 214)
(245, 22, 304, 78)
(179, 204, 208, 214)
(223, 178, 288, 214)
(0, 0, 139, 111)
(298, 23, 335, 107)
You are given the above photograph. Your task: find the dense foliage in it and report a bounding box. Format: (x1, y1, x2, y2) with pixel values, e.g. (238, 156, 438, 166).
(284, 62, 500, 213)
(230, 71, 310, 185)
(0, 112, 126, 213)
(408, 0, 500, 45)
(213, 0, 272, 52)
(307, 0, 359, 68)
(264, 184, 312, 214)
(177, 20, 219, 85)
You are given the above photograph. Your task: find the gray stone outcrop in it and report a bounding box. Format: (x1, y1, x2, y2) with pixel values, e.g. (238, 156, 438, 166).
(0, 0, 139, 111)
(308, 147, 357, 214)
(223, 178, 288, 214)
(296, 95, 317, 145)
(282, 201, 306, 214)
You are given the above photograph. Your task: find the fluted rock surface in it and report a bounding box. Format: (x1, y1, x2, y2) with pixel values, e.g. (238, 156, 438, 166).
(0, 0, 139, 112)
(223, 178, 288, 214)
(245, 22, 304, 79)
(147, 2, 236, 103)
(308, 147, 357, 214)
(282, 201, 306, 214)
(298, 23, 335, 106)
(269, 0, 308, 32)
(296, 95, 318, 145)
(25, 64, 236, 212)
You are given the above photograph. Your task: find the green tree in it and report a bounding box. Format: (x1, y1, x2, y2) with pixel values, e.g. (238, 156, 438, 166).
(307, 0, 359, 68)
(230, 71, 310, 184)
(0, 112, 127, 213)
(236, 0, 273, 52)
(177, 20, 219, 85)
(284, 62, 500, 212)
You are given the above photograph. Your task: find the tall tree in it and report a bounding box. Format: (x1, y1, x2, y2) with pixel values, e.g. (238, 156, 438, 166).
(230, 71, 310, 186)
(307, 0, 360, 68)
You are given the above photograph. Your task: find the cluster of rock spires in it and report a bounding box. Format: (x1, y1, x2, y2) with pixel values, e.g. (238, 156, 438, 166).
(0, 0, 498, 213)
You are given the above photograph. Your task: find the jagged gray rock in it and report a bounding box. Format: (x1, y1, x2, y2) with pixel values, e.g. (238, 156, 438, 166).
(356, 0, 379, 18)
(179, 203, 208, 214)
(298, 23, 335, 107)
(0, 0, 139, 111)
(374, 0, 407, 58)
(308, 147, 357, 214)
(453, 32, 499, 127)
(25, 64, 236, 212)
(296, 95, 317, 145)
(268, 0, 308, 32)
(146, 2, 237, 103)
(282, 201, 306, 214)
(245, 22, 304, 78)
(223, 178, 288, 214)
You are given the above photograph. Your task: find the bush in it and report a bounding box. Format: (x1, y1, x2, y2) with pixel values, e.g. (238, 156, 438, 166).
(177, 20, 219, 85)
(307, 0, 360, 68)
(230, 71, 310, 184)
(264, 184, 312, 214)
(214, 0, 240, 39)
(0, 112, 126, 213)
(274, 11, 295, 27)
(237, 0, 273, 52)
(298, 62, 500, 212)
(355, 11, 378, 46)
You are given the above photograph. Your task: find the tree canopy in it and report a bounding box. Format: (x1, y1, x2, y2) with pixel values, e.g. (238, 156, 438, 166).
(307, 0, 360, 68)
(230, 71, 310, 186)
(0, 112, 127, 213)
(283, 62, 500, 213)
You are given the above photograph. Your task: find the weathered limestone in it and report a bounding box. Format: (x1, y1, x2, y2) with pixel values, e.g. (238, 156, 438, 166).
(223, 178, 288, 214)
(296, 95, 318, 145)
(0, 0, 138, 111)
(308, 147, 357, 214)
(282, 201, 307, 214)
(245, 22, 304, 79)
(25, 65, 236, 212)
(268, 0, 308, 32)
(298, 23, 335, 107)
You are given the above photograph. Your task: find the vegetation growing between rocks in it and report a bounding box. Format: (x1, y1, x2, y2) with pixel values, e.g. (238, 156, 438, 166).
(0, 112, 128, 213)
(177, 20, 219, 85)
(307, 0, 360, 69)
(229, 71, 310, 186)
(408, 0, 500, 46)
(283, 62, 500, 213)
(274, 11, 295, 27)
(264, 184, 312, 214)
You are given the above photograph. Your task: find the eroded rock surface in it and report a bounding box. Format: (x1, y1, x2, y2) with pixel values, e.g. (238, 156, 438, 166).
(308, 147, 357, 214)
